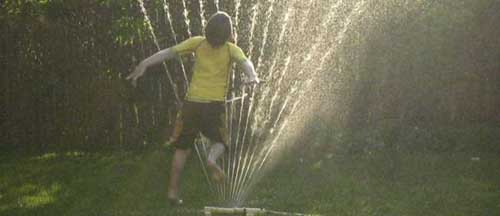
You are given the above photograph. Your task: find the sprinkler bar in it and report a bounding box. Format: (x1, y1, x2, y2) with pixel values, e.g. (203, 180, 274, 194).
(204, 206, 322, 216)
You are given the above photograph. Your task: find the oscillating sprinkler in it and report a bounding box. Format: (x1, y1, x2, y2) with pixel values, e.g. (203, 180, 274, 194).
(204, 206, 266, 215)
(203, 206, 322, 216)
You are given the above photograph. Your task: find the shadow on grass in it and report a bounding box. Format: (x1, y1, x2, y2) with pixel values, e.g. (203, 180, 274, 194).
(244, 150, 500, 216)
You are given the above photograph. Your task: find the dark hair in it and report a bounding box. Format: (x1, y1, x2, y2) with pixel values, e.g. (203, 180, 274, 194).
(205, 12, 233, 47)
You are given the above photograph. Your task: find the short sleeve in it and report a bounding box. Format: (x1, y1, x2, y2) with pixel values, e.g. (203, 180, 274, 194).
(171, 36, 204, 56)
(228, 43, 248, 63)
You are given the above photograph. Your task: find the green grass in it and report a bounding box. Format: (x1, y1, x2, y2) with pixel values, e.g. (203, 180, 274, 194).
(1, 147, 499, 216)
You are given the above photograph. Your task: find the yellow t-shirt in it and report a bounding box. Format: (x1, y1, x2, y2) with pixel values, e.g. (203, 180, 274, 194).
(172, 36, 248, 102)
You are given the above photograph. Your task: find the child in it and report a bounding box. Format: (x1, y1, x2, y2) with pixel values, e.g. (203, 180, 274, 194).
(126, 12, 259, 205)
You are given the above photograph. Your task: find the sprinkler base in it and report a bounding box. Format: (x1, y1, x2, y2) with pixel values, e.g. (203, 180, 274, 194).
(204, 206, 266, 216)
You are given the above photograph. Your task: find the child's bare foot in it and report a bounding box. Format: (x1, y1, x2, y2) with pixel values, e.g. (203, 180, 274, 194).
(167, 197, 183, 206)
(167, 190, 182, 206)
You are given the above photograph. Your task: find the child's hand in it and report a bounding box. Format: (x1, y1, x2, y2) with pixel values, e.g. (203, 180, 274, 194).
(244, 77, 260, 85)
(126, 65, 146, 87)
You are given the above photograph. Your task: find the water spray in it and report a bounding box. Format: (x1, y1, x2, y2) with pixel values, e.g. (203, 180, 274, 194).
(135, 0, 369, 212)
(226, 93, 249, 103)
(226, 80, 267, 104)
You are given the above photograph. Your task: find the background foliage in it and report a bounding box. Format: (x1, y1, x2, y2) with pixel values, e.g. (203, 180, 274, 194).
(1, 0, 499, 153)
(2, 0, 194, 151)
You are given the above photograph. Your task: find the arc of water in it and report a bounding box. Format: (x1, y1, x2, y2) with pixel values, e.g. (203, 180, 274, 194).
(232, 0, 275, 201)
(224, 0, 244, 197)
(235, 85, 297, 202)
(223, 0, 243, 201)
(227, 0, 262, 201)
(230, 0, 279, 202)
(246, 0, 295, 155)
(233, 0, 242, 43)
(214, 0, 220, 11)
(265, 56, 291, 118)
(253, 0, 277, 73)
(180, 0, 193, 37)
(263, 0, 350, 126)
(259, 0, 344, 120)
(237, 80, 311, 202)
(235, 78, 304, 204)
(222, 0, 244, 202)
(232, 3, 297, 204)
(299, 0, 344, 64)
(259, 0, 350, 136)
(246, 0, 281, 115)
(261, 0, 370, 168)
(240, 2, 294, 162)
(228, 86, 248, 201)
(245, 3, 261, 61)
(194, 140, 216, 195)
(162, 0, 190, 89)
(336, 0, 367, 45)
(236, 114, 295, 202)
(262, 0, 318, 122)
(199, 0, 220, 27)
(224, 83, 236, 201)
(199, 0, 208, 28)
(137, 0, 181, 104)
(226, 74, 245, 201)
(270, 85, 296, 131)
(246, 2, 298, 144)
(236, 0, 370, 203)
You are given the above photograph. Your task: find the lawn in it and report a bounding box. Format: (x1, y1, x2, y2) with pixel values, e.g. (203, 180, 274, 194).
(1, 146, 499, 216)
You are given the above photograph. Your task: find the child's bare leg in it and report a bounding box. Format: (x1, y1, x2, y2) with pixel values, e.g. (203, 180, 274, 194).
(207, 142, 225, 183)
(168, 148, 191, 201)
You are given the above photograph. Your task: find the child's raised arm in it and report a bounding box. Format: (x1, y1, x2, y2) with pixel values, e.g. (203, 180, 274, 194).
(126, 48, 177, 87)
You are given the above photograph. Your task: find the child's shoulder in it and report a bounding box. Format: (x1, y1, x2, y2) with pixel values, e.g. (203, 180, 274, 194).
(187, 36, 205, 42)
(226, 41, 242, 50)
(180, 36, 205, 45)
(190, 36, 206, 41)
